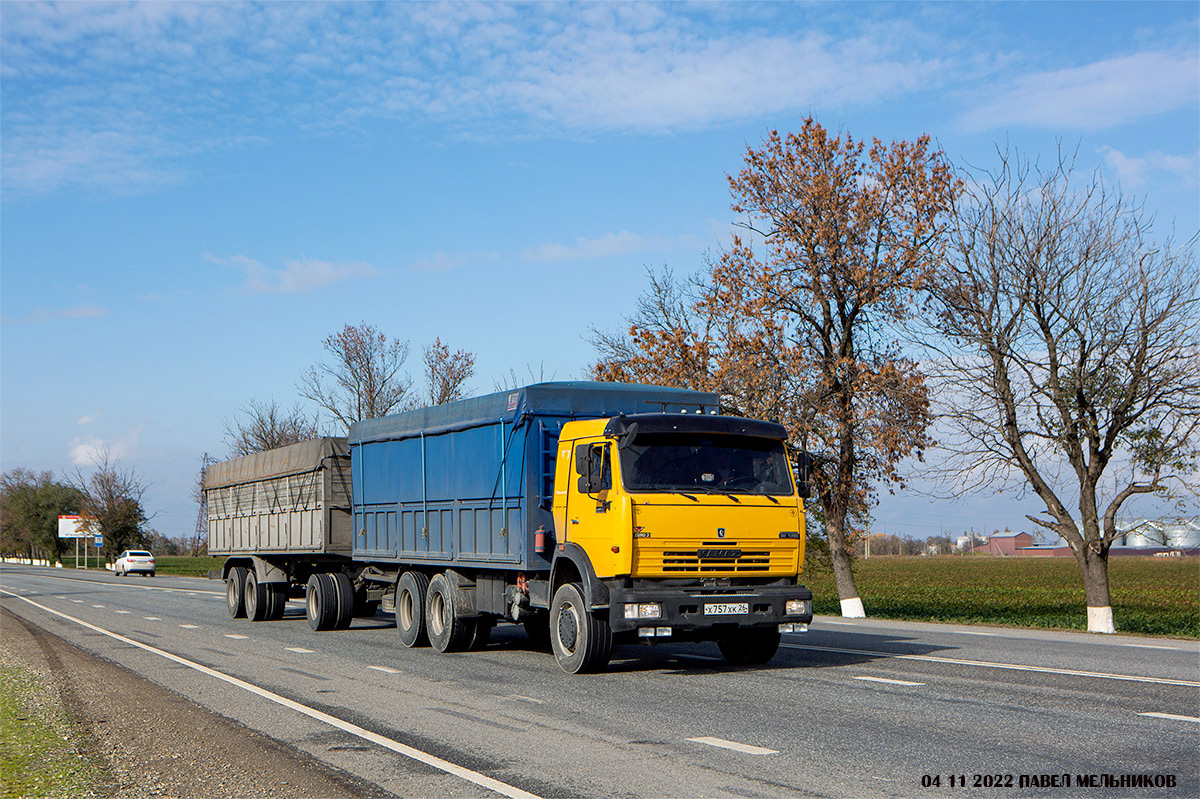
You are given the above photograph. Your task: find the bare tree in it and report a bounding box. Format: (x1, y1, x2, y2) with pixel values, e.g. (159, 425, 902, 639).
(925, 147, 1200, 632)
(493, 362, 554, 392)
(422, 338, 476, 406)
(299, 322, 414, 431)
(592, 120, 961, 617)
(222, 397, 321, 457)
(71, 450, 153, 562)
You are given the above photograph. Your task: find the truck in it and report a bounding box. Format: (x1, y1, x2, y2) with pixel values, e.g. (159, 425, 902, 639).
(204, 381, 814, 673)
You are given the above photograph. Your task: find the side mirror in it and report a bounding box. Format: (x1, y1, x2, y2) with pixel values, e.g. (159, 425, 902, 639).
(795, 453, 813, 500)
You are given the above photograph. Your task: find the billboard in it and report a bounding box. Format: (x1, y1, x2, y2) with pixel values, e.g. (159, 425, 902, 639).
(57, 515, 97, 539)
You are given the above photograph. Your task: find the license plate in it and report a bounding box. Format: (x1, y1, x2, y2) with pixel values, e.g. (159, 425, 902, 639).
(703, 602, 749, 616)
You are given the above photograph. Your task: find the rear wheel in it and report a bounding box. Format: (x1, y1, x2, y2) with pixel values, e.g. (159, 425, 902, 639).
(716, 628, 781, 666)
(395, 571, 430, 648)
(265, 583, 288, 620)
(226, 567, 247, 619)
(425, 573, 473, 653)
(244, 569, 270, 622)
(306, 574, 335, 631)
(550, 583, 612, 674)
(328, 572, 354, 630)
(467, 617, 494, 651)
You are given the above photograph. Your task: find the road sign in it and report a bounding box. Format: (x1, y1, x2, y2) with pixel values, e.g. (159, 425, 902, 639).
(94, 533, 103, 548)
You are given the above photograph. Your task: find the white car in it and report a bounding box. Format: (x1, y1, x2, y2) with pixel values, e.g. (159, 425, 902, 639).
(114, 550, 156, 577)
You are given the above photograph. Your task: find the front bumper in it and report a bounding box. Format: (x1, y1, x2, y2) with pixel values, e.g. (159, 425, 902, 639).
(607, 583, 813, 635)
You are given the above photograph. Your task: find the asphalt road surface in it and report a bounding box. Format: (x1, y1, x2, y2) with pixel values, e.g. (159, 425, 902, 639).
(2, 564, 1196, 799)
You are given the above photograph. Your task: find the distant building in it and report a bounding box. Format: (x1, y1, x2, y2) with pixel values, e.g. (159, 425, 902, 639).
(972, 531, 1033, 556)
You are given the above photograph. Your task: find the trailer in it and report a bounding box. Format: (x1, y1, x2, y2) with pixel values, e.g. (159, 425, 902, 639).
(207, 382, 814, 673)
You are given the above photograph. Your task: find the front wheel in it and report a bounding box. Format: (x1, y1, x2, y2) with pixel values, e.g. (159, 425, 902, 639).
(549, 583, 612, 674)
(716, 628, 781, 666)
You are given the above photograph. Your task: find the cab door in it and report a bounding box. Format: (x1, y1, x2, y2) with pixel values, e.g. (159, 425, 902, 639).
(565, 441, 622, 577)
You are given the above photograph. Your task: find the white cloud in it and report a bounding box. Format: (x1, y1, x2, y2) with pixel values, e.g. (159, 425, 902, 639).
(77, 411, 102, 426)
(1097, 145, 1199, 189)
(68, 425, 143, 466)
(209, 254, 377, 294)
(523, 231, 701, 262)
(958, 49, 1199, 133)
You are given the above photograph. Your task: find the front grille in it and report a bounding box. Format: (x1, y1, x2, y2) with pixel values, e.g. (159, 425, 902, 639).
(653, 548, 779, 573)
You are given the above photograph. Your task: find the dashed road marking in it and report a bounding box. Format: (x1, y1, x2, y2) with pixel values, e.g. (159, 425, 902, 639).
(224, 634, 249, 640)
(687, 736, 778, 755)
(286, 647, 315, 654)
(115, 610, 131, 614)
(854, 676, 925, 686)
(367, 665, 401, 674)
(1139, 712, 1200, 723)
(179, 624, 200, 629)
(91, 604, 105, 608)
(1122, 644, 1178, 651)
(143, 616, 161, 621)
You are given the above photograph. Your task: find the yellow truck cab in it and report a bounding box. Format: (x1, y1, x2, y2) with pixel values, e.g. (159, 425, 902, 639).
(546, 412, 813, 672)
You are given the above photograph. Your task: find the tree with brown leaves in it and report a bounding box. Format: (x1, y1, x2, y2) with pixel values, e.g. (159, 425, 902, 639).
(925, 148, 1199, 633)
(299, 322, 415, 431)
(423, 338, 476, 406)
(593, 119, 960, 616)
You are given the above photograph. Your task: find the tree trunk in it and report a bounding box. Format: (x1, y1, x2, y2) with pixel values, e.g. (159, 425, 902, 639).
(825, 509, 865, 618)
(1076, 546, 1115, 634)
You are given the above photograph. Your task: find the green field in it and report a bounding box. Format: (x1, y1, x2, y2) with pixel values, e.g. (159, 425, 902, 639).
(801, 555, 1199, 638)
(52, 553, 1199, 638)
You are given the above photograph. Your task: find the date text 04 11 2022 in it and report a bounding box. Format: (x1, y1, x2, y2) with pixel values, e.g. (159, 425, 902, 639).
(920, 774, 1179, 789)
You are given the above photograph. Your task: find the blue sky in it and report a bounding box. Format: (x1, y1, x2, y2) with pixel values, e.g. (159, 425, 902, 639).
(2, 1, 1197, 543)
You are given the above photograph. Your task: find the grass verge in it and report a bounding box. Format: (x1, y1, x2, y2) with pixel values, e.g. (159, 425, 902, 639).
(801, 556, 1199, 638)
(0, 665, 105, 798)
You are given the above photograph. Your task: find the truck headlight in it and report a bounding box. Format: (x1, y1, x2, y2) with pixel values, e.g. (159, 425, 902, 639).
(624, 602, 663, 620)
(786, 599, 811, 615)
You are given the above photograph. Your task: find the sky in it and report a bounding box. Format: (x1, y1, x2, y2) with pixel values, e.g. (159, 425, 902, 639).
(2, 1, 1197, 544)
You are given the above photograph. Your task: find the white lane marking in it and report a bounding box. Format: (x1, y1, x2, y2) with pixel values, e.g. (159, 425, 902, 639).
(286, 647, 315, 654)
(224, 634, 249, 640)
(784, 644, 1200, 688)
(115, 610, 131, 614)
(91, 604, 105, 608)
(948, 631, 998, 637)
(143, 616, 161, 621)
(56, 596, 68, 599)
(854, 676, 925, 686)
(823, 621, 857, 626)
(367, 665, 401, 674)
(180, 624, 200, 629)
(0, 589, 543, 799)
(687, 736, 778, 755)
(1122, 644, 1178, 651)
(504, 695, 544, 705)
(71, 600, 84, 603)
(1139, 712, 1200, 723)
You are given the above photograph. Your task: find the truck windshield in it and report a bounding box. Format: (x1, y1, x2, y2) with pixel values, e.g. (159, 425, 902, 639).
(617, 433, 793, 496)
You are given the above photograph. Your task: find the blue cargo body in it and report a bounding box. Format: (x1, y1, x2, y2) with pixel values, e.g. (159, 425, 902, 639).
(347, 382, 718, 572)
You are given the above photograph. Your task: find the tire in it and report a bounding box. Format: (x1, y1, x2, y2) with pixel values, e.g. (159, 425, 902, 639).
(523, 614, 551, 649)
(468, 617, 494, 651)
(716, 628, 781, 666)
(549, 583, 612, 674)
(395, 571, 430, 648)
(425, 573, 473, 653)
(245, 569, 270, 622)
(307, 574, 335, 631)
(328, 572, 355, 631)
(266, 583, 288, 620)
(226, 566, 247, 619)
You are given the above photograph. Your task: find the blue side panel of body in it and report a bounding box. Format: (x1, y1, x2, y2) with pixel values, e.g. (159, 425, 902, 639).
(347, 382, 718, 572)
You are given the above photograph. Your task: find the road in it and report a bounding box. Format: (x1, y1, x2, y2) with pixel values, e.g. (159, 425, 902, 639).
(2, 564, 1196, 799)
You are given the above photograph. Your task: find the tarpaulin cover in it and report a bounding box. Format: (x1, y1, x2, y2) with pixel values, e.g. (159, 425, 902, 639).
(203, 437, 349, 489)
(348, 381, 719, 445)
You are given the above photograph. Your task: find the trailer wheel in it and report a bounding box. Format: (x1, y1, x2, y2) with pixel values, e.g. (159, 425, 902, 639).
(550, 583, 612, 674)
(329, 572, 355, 630)
(395, 571, 430, 648)
(468, 617, 494, 651)
(266, 583, 288, 620)
(306, 574, 335, 631)
(226, 566, 247, 619)
(244, 569, 272, 622)
(716, 628, 781, 666)
(425, 573, 472, 653)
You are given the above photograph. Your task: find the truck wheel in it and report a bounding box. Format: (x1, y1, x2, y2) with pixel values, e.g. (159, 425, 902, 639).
(523, 614, 551, 650)
(717, 629, 781, 666)
(468, 617, 494, 651)
(244, 569, 271, 622)
(307, 574, 335, 631)
(550, 583, 612, 674)
(266, 583, 288, 620)
(226, 567, 247, 619)
(425, 573, 472, 653)
(395, 571, 430, 648)
(329, 572, 355, 630)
